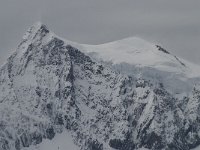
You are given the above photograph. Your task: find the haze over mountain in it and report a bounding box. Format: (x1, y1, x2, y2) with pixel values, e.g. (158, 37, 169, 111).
(1, 23, 200, 150)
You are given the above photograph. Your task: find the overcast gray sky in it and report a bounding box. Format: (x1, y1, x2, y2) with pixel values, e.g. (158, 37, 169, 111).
(0, 0, 200, 65)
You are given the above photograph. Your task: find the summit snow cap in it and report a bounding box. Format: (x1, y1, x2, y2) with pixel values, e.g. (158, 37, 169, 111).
(15, 22, 200, 78)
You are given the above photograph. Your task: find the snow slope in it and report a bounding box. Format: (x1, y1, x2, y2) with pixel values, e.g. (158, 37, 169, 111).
(22, 131, 79, 150)
(192, 146, 200, 150)
(81, 37, 200, 78)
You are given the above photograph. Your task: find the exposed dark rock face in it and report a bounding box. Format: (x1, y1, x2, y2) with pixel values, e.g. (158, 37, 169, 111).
(46, 127, 55, 140)
(156, 45, 170, 54)
(87, 139, 103, 150)
(109, 133, 135, 150)
(156, 45, 186, 67)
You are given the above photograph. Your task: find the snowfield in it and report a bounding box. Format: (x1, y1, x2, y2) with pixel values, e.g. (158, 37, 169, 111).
(81, 37, 200, 78)
(22, 131, 79, 150)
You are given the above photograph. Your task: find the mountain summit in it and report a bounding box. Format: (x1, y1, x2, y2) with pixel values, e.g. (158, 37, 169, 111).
(1, 23, 200, 150)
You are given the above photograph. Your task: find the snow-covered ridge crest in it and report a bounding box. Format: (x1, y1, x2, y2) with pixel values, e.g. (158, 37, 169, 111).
(82, 37, 200, 78)
(9, 22, 200, 96)
(16, 22, 200, 78)
(22, 22, 44, 40)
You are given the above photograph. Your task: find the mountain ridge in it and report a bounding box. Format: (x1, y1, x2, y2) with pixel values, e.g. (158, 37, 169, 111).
(1, 22, 200, 150)
(20, 22, 200, 78)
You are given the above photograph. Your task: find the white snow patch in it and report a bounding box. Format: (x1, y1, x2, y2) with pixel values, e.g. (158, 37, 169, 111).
(192, 145, 200, 150)
(80, 37, 200, 78)
(22, 131, 79, 150)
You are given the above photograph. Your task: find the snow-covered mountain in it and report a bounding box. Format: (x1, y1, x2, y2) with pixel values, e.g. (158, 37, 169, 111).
(1, 22, 200, 150)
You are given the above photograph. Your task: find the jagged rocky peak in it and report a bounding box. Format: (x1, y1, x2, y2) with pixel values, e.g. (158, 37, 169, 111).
(1, 22, 200, 150)
(14, 22, 52, 60)
(22, 21, 49, 40)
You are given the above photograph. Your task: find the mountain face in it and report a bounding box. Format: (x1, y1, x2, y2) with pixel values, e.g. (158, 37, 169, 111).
(1, 23, 200, 150)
